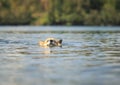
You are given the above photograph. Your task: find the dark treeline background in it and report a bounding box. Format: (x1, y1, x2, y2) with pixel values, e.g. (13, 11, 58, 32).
(0, 0, 120, 26)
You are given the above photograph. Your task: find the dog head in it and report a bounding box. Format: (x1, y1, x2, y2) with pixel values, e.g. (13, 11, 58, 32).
(39, 38, 62, 47)
(44, 38, 62, 47)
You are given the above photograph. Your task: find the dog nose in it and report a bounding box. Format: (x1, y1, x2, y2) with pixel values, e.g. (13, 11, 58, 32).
(50, 40, 53, 42)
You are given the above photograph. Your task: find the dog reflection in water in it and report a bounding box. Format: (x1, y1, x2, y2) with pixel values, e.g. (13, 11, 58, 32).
(39, 38, 62, 54)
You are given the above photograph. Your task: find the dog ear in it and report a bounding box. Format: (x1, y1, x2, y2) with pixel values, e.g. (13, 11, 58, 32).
(58, 39, 62, 44)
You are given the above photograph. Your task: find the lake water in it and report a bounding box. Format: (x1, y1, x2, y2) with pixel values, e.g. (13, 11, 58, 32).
(0, 26, 120, 85)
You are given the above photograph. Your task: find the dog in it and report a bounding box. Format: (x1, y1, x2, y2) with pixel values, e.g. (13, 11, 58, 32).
(39, 38, 62, 47)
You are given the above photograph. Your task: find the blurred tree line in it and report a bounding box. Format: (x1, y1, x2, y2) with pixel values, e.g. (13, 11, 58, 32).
(0, 0, 120, 25)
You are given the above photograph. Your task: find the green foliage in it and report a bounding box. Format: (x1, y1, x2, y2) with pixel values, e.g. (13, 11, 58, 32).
(89, 0, 104, 10)
(84, 10, 102, 25)
(0, 0, 120, 25)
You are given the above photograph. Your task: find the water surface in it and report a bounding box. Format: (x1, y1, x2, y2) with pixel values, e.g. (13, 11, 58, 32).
(0, 26, 120, 85)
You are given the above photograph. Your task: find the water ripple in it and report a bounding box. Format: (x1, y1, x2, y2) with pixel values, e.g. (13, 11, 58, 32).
(0, 27, 120, 85)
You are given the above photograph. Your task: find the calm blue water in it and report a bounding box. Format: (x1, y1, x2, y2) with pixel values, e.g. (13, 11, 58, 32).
(0, 26, 120, 85)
